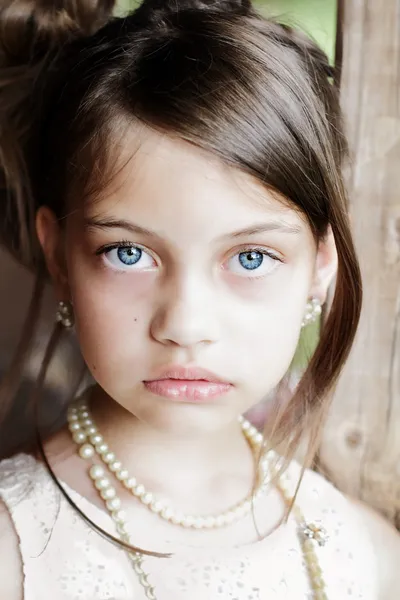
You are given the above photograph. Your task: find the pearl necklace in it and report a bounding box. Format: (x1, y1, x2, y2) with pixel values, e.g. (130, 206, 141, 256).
(68, 398, 329, 600)
(68, 399, 270, 529)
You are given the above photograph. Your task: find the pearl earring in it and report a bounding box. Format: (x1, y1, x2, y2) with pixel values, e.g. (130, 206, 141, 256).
(301, 298, 322, 328)
(56, 301, 74, 328)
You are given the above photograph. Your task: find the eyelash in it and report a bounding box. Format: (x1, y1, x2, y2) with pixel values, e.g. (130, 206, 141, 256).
(96, 240, 148, 257)
(95, 240, 284, 275)
(237, 246, 282, 262)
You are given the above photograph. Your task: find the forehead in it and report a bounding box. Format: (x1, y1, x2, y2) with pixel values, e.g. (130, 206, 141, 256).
(84, 126, 307, 237)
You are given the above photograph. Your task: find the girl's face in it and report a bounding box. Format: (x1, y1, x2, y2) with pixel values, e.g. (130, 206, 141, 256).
(38, 128, 336, 433)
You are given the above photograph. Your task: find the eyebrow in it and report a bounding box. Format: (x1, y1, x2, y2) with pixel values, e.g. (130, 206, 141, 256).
(85, 218, 157, 238)
(84, 217, 301, 239)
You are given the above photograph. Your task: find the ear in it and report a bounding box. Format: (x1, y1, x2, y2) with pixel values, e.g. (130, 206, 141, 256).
(36, 206, 70, 301)
(309, 226, 338, 303)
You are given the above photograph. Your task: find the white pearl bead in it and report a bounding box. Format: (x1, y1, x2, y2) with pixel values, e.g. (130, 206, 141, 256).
(205, 517, 216, 528)
(95, 477, 110, 490)
(96, 443, 109, 455)
(142, 492, 153, 505)
(79, 444, 95, 459)
(82, 418, 93, 427)
(161, 507, 173, 520)
(72, 431, 87, 444)
(254, 432, 264, 445)
(115, 469, 129, 481)
(183, 515, 195, 527)
(129, 553, 141, 564)
(215, 515, 225, 527)
(111, 510, 126, 523)
(117, 522, 127, 535)
(109, 460, 122, 472)
(100, 486, 116, 500)
(103, 452, 116, 464)
(224, 511, 235, 524)
(170, 512, 184, 525)
(242, 499, 251, 511)
(89, 465, 105, 480)
(86, 426, 97, 436)
(69, 413, 79, 421)
(69, 422, 81, 432)
(150, 501, 164, 514)
(133, 484, 145, 497)
(124, 477, 137, 489)
(90, 434, 103, 445)
(241, 419, 250, 430)
(79, 410, 89, 418)
(193, 517, 205, 529)
(106, 496, 121, 511)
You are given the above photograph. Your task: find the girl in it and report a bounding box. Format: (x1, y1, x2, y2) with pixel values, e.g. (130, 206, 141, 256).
(0, 0, 398, 598)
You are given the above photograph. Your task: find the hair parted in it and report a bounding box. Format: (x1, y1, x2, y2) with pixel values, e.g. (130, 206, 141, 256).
(0, 0, 361, 535)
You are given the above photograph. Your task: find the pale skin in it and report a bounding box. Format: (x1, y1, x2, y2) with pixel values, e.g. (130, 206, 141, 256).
(0, 127, 399, 597)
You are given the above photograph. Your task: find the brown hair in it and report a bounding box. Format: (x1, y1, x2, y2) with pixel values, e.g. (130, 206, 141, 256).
(0, 0, 361, 553)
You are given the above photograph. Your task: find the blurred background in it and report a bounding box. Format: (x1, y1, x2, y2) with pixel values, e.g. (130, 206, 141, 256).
(1, 0, 399, 530)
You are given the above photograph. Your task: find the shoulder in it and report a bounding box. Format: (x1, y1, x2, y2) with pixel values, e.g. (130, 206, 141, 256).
(0, 452, 43, 506)
(295, 465, 376, 554)
(293, 464, 400, 599)
(0, 498, 23, 600)
(349, 498, 400, 600)
(284, 459, 361, 521)
(283, 461, 379, 597)
(0, 452, 53, 600)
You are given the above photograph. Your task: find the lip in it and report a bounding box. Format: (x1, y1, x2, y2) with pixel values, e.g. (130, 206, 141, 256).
(143, 366, 233, 402)
(145, 366, 230, 384)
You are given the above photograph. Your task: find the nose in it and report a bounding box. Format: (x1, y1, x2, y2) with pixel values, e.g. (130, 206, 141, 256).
(150, 274, 221, 348)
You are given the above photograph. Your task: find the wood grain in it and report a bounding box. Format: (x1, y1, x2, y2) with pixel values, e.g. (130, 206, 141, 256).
(319, 0, 400, 526)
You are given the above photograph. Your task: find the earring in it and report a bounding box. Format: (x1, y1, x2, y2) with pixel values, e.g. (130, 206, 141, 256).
(56, 301, 74, 328)
(301, 298, 322, 328)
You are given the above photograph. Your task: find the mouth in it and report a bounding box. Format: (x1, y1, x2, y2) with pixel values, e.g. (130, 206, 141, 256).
(143, 366, 233, 402)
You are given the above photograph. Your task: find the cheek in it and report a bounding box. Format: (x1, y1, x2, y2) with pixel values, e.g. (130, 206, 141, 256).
(233, 299, 303, 360)
(224, 263, 310, 323)
(230, 316, 301, 400)
(67, 259, 156, 373)
(225, 274, 309, 386)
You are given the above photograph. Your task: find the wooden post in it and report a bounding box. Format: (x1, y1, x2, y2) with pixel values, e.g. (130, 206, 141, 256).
(319, 0, 400, 526)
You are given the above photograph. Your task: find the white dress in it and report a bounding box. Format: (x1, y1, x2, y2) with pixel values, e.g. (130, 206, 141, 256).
(0, 453, 377, 600)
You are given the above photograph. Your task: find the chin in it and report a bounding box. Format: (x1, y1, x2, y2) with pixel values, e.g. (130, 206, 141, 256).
(132, 396, 240, 436)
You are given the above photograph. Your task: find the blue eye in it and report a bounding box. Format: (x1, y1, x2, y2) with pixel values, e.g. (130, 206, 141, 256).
(238, 251, 264, 270)
(226, 248, 281, 277)
(117, 246, 141, 265)
(102, 245, 155, 270)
